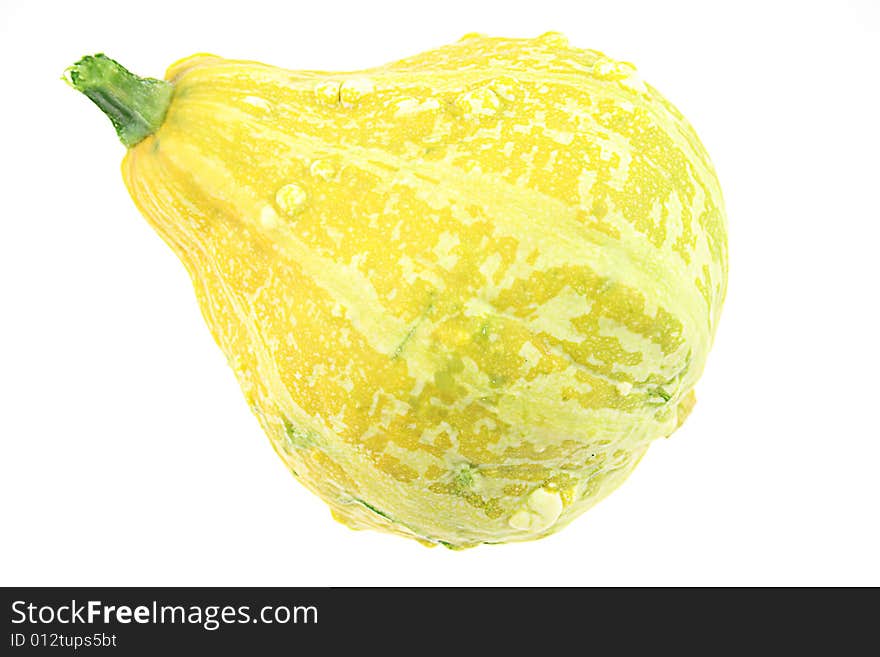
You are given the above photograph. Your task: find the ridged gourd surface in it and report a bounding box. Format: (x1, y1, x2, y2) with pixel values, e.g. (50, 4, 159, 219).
(123, 32, 727, 547)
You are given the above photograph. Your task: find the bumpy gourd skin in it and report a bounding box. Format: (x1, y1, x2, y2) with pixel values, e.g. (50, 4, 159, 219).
(120, 33, 727, 548)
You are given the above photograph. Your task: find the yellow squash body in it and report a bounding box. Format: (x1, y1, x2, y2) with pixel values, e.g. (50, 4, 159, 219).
(121, 33, 727, 547)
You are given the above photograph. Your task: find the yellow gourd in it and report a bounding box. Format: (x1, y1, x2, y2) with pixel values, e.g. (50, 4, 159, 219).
(67, 33, 727, 548)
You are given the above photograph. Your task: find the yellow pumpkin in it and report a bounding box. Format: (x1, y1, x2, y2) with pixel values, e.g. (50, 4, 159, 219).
(67, 32, 727, 548)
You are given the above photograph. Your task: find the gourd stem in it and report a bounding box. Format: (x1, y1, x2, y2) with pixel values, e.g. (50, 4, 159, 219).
(65, 54, 173, 147)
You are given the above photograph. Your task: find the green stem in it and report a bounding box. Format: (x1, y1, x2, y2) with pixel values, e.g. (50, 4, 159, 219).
(65, 54, 173, 147)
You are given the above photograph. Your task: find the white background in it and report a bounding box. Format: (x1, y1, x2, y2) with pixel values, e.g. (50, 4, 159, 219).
(1, 0, 878, 586)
